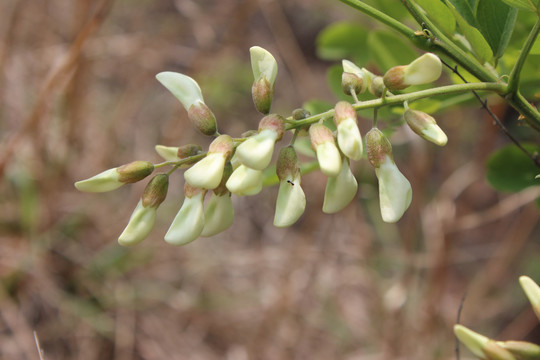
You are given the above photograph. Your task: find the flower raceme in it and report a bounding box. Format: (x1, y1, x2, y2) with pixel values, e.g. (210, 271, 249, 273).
(366, 128, 412, 223)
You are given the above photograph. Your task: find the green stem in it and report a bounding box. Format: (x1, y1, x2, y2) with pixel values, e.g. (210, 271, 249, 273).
(286, 82, 506, 130)
(336, 0, 415, 39)
(507, 18, 540, 95)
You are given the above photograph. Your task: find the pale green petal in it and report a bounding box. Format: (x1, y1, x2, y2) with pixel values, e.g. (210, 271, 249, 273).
(316, 142, 342, 177)
(155, 72, 204, 110)
(420, 123, 448, 146)
(235, 129, 278, 170)
(274, 175, 306, 227)
(404, 53, 442, 86)
(164, 192, 205, 246)
(184, 153, 226, 190)
(118, 200, 156, 246)
(250, 46, 278, 85)
(342, 60, 372, 92)
(520, 276, 540, 321)
(226, 165, 263, 196)
(155, 145, 180, 161)
(337, 118, 363, 160)
(201, 193, 234, 237)
(375, 158, 412, 223)
(453, 325, 490, 359)
(323, 158, 358, 214)
(75, 167, 122, 193)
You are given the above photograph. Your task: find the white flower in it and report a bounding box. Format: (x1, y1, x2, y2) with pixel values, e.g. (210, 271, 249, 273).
(235, 129, 278, 170)
(375, 156, 412, 223)
(155, 145, 181, 161)
(156, 72, 204, 110)
(309, 123, 342, 177)
(337, 118, 363, 160)
(226, 164, 263, 196)
(164, 189, 205, 246)
(184, 152, 227, 189)
(201, 193, 234, 237)
(404, 53, 442, 86)
(75, 168, 122, 192)
(323, 158, 358, 214)
(118, 200, 156, 246)
(342, 59, 372, 92)
(250, 46, 278, 87)
(274, 173, 306, 227)
(404, 108, 447, 146)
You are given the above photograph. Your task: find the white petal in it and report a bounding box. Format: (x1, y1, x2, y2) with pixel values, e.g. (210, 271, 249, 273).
(250, 46, 278, 85)
(316, 142, 342, 177)
(453, 325, 490, 359)
(184, 153, 226, 189)
(274, 175, 306, 227)
(323, 158, 358, 214)
(342, 60, 372, 92)
(235, 129, 278, 170)
(226, 165, 263, 196)
(118, 200, 156, 246)
(75, 168, 122, 193)
(520, 276, 540, 320)
(155, 72, 204, 110)
(201, 193, 234, 237)
(155, 145, 180, 161)
(420, 124, 448, 146)
(337, 118, 363, 161)
(404, 53, 442, 86)
(375, 158, 412, 223)
(164, 193, 205, 245)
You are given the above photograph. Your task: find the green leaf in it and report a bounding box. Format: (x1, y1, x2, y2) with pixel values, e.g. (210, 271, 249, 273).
(447, 3, 494, 63)
(447, 0, 478, 26)
(476, 0, 518, 59)
(316, 22, 369, 64)
(414, 0, 456, 36)
(486, 143, 540, 192)
(367, 30, 418, 73)
(500, 0, 538, 12)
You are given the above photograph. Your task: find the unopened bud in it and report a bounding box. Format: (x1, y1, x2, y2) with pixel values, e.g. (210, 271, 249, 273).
(370, 76, 385, 97)
(188, 102, 218, 136)
(276, 145, 300, 181)
(342, 72, 363, 96)
(520, 276, 540, 321)
(366, 128, 393, 168)
(141, 174, 169, 208)
(342, 60, 372, 93)
(258, 114, 285, 140)
(292, 108, 311, 120)
(252, 77, 273, 114)
(309, 123, 342, 177)
(404, 108, 448, 146)
(117, 161, 154, 184)
(184, 135, 233, 190)
(178, 144, 203, 159)
(498, 341, 540, 360)
(384, 53, 442, 91)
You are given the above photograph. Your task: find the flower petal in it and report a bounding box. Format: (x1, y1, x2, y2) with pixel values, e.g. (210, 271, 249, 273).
(118, 200, 156, 246)
(164, 192, 205, 246)
(184, 153, 226, 189)
(337, 118, 363, 160)
(75, 168, 122, 193)
(201, 193, 234, 237)
(274, 175, 306, 227)
(316, 142, 342, 177)
(323, 158, 358, 214)
(155, 72, 204, 110)
(235, 129, 278, 170)
(226, 165, 263, 196)
(375, 158, 412, 223)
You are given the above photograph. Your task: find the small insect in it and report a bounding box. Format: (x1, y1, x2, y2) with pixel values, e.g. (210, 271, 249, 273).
(287, 180, 295, 186)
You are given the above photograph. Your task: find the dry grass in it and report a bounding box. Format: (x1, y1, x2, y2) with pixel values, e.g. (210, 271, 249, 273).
(0, 0, 539, 359)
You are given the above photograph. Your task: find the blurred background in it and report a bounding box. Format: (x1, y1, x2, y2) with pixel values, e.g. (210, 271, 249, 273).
(1, 0, 539, 359)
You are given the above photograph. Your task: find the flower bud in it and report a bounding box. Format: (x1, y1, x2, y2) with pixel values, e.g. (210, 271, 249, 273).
(334, 101, 363, 160)
(201, 192, 234, 237)
(404, 108, 447, 146)
(184, 135, 233, 189)
(118, 174, 169, 246)
(75, 161, 154, 193)
(292, 108, 311, 120)
(366, 128, 412, 223)
(155, 72, 217, 136)
(235, 114, 285, 170)
(323, 157, 358, 214)
(226, 164, 263, 196)
(497, 341, 540, 360)
(309, 123, 342, 177)
(383, 53, 442, 91)
(369, 76, 385, 97)
(520, 276, 540, 321)
(250, 46, 278, 114)
(342, 60, 372, 93)
(274, 146, 305, 227)
(164, 184, 206, 246)
(453, 325, 490, 359)
(342, 72, 363, 96)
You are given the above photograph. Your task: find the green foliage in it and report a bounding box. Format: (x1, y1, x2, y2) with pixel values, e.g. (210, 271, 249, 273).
(476, 0, 518, 59)
(500, 0, 539, 12)
(316, 22, 369, 64)
(486, 143, 540, 192)
(367, 30, 418, 72)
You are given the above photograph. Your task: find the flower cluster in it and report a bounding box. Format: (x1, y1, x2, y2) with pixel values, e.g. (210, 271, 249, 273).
(454, 276, 540, 360)
(75, 47, 448, 246)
